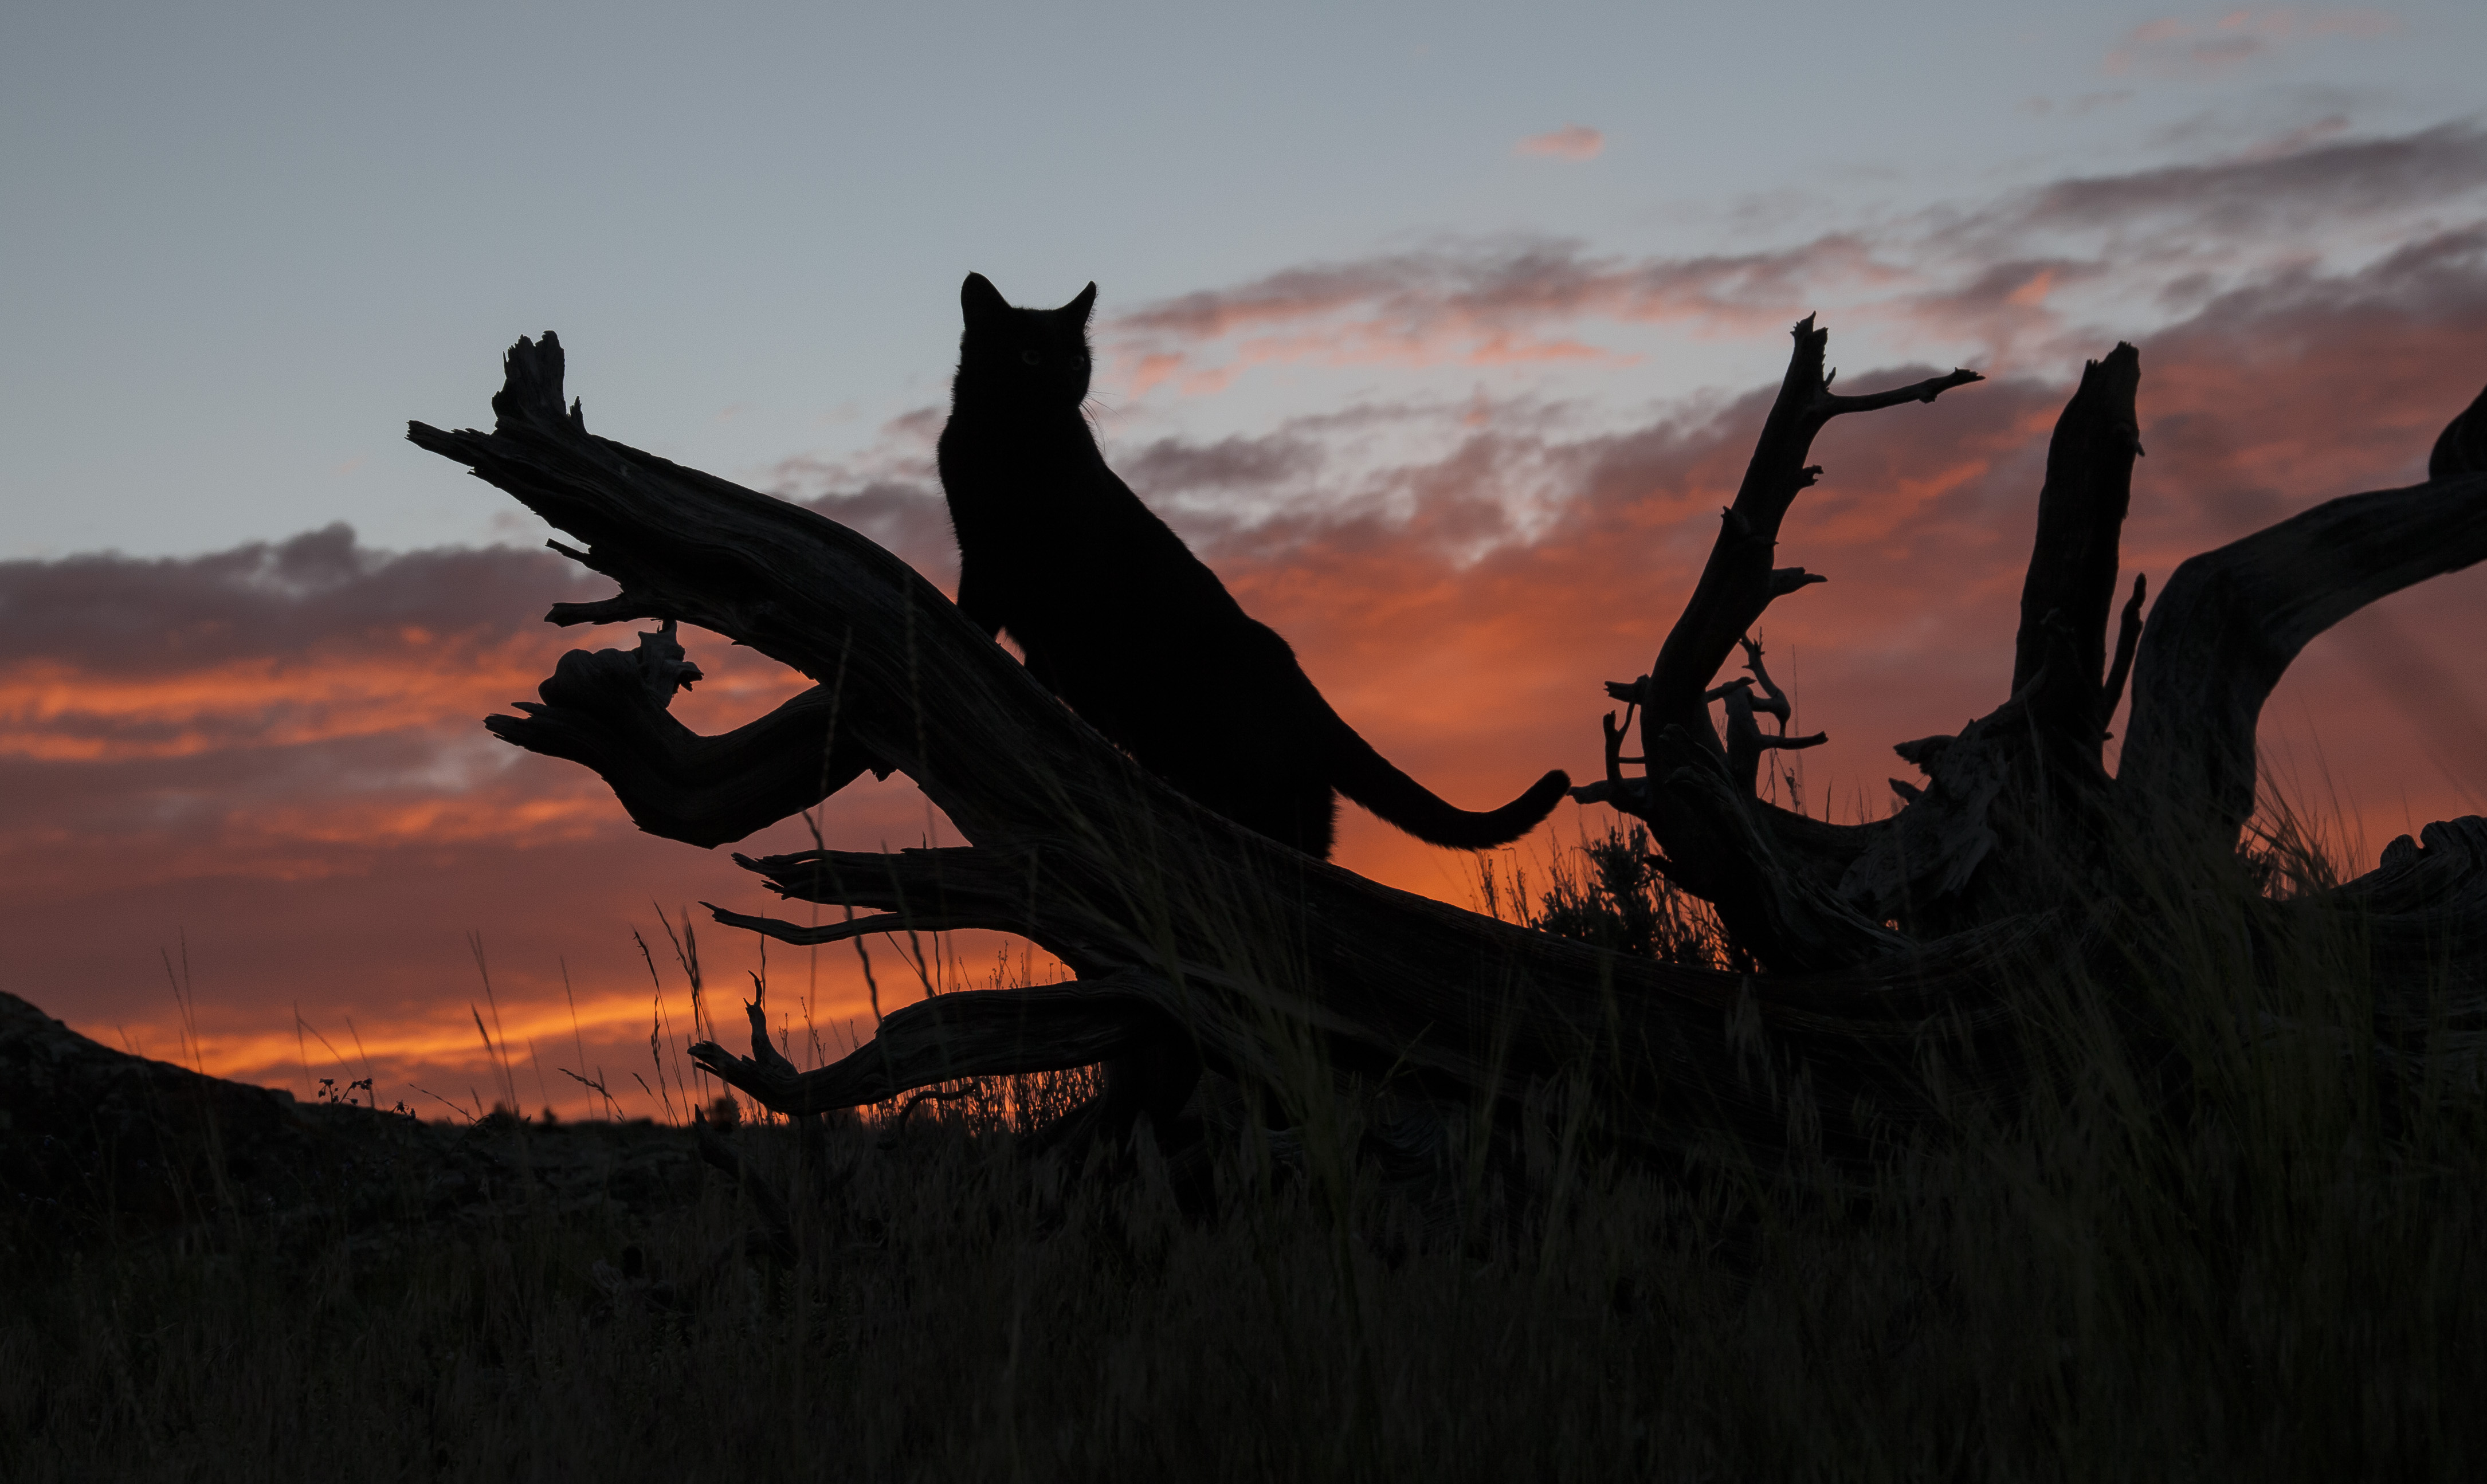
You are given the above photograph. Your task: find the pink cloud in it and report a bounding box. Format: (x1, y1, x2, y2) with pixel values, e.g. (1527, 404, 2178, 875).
(1515, 125, 1603, 161)
(1098, 123, 2487, 399)
(2105, 9, 2396, 78)
(1103, 235, 1893, 395)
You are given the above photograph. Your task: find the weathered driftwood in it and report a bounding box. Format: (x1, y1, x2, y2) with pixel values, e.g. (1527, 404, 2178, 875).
(408, 324, 2487, 1163)
(1591, 320, 2487, 964)
(1575, 320, 1979, 968)
(2121, 450, 2487, 845)
(409, 336, 2027, 1164)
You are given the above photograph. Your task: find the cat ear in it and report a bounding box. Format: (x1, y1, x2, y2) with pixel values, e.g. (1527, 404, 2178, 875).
(1067, 282, 1097, 323)
(961, 273, 1010, 324)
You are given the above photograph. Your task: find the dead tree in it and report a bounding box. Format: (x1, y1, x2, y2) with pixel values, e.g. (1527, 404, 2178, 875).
(407, 326, 2487, 1166)
(1587, 330, 2487, 967)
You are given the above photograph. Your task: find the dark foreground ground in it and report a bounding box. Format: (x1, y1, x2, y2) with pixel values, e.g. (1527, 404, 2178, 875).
(2, 988, 2480, 1482)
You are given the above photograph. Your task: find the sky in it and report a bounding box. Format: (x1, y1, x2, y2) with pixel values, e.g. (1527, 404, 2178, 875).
(5, 2, 2486, 1118)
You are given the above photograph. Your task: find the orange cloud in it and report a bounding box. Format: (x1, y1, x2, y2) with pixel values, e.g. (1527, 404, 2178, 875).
(0, 641, 557, 761)
(0, 529, 956, 1118)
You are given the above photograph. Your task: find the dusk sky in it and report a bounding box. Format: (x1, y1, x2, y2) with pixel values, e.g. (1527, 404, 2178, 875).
(6, 3, 2487, 1118)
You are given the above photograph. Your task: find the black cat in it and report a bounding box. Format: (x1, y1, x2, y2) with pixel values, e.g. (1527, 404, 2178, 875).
(936, 272, 1570, 858)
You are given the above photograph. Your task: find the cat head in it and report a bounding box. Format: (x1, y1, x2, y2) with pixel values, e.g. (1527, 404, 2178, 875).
(956, 273, 1097, 406)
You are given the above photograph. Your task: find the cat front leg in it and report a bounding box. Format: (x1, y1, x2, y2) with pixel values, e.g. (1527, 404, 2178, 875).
(952, 564, 1005, 642)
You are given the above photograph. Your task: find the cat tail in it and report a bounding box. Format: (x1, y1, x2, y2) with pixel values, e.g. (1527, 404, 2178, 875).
(1323, 709, 1571, 850)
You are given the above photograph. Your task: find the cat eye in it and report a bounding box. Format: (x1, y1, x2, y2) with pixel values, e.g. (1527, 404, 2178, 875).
(1020, 350, 1042, 366)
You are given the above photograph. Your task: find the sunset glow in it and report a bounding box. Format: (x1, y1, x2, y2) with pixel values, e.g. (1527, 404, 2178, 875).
(7, 8, 2485, 1124)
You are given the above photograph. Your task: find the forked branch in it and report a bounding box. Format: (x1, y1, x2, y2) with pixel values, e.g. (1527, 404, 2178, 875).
(1602, 318, 1978, 968)
(1640, 318, 1979, 758)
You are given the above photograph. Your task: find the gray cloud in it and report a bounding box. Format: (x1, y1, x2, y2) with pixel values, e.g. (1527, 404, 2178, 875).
(794, 478, 957, 583)
(1098, 119, 2487, 390)
(763, 406, 960, 582)
(1120, 432, 1321, 498)
(2006, 120, 2487, 239)
(1109, 234, 1882, 348)
(0, 524, 598, 677)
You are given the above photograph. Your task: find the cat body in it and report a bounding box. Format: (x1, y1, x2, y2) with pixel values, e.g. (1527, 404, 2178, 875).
(936, 272, 1568, 858)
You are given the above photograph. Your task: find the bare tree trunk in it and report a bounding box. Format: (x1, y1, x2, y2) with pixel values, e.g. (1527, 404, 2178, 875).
(1593, 320, 2487, 960)
(407, 325, 2487, 1165)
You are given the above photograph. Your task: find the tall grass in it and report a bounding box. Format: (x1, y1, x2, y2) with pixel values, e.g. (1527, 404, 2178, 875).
(3, 808, 2480, 1481)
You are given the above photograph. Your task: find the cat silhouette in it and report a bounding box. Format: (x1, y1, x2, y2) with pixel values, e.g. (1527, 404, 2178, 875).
(937, 272, 1569, 859)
